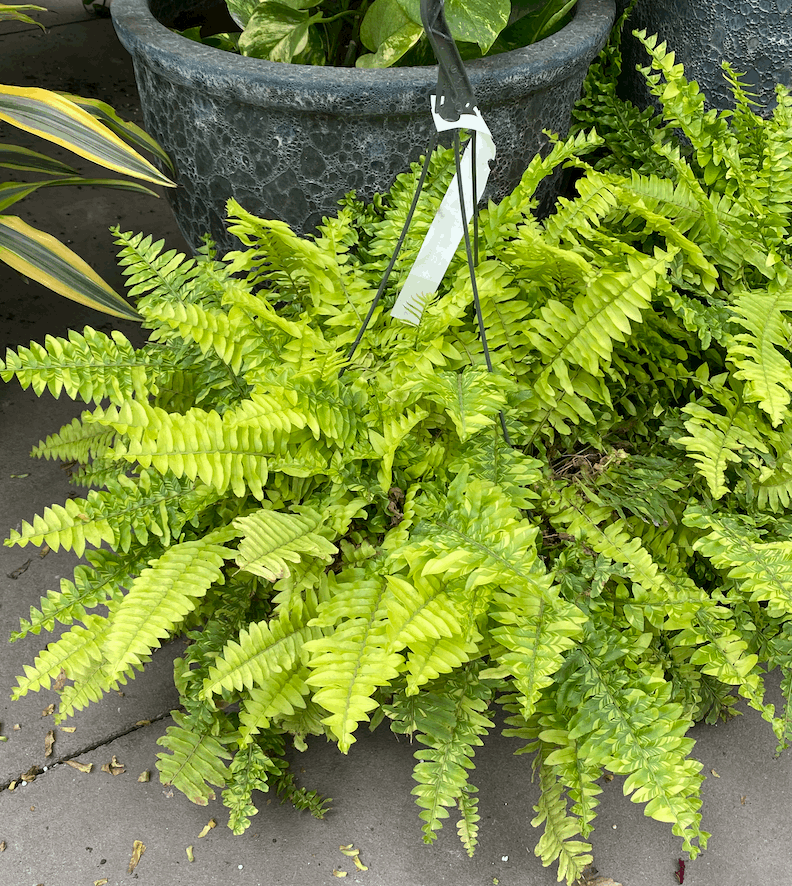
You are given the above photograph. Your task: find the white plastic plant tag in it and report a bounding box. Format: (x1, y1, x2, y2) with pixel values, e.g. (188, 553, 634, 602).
(390, 96, 496, 325)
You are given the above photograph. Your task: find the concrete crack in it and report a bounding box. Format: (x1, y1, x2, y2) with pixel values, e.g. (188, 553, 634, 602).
(0, 710, 175, 793)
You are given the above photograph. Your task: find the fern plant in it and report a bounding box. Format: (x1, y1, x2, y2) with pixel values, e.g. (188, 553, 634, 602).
(5, 33, 792, 883)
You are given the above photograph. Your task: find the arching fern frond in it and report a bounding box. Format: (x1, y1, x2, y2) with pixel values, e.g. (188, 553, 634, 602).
(304, 569, 403, 752)
(11, 547, 138, 641)
(30, 411, 118, 462)
(389, 664, 494, 854)
(0, 326, 150, 405)
(103, 527, 237, 679)
(233, 506, 337, 582)
(156, 709, 231, 805)
(113, 228, 198, 306)
(727, 274, 792, 426)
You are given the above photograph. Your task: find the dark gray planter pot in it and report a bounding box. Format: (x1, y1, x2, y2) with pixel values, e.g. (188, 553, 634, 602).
(616, 0, 792, 113)
(112, 0, 615, 253)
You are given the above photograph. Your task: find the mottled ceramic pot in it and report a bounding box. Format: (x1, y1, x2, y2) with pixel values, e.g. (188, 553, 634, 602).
(617, 0, 792, 113)
(112, 0, 615, 252)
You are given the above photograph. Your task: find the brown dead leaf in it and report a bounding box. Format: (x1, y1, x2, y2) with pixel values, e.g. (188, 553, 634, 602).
(0, 841, 6, 851)
(138, 770, 151, 783)
(741, 795, 747, 805)
(66, 760, 93, 774)
(198, 819, 217, 838)
(21, 766, 42, 783)
(60, 726, 76, 734)
(576, 866, 623, 886)
(44, 730, 55, 758)
(53, 669, 68, 692)
(135, 720, 151, 727)
(39, 544, 51, 558)
(8, 782, 16, 791)
(7, 558, 32, 579)
(101, 755, 125, 776)
(710, 769, 720, 778)
(128, 840, 146, 873)
(41, 704, 55, 718)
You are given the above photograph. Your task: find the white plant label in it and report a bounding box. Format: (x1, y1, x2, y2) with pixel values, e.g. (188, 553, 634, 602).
(390, 96, 496, 325)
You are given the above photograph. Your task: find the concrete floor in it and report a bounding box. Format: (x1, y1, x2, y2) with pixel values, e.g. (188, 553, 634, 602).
(1, 4, 790, 885)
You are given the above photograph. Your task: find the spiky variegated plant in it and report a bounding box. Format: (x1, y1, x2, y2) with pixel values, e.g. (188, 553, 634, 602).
(5, 32, 792, 883)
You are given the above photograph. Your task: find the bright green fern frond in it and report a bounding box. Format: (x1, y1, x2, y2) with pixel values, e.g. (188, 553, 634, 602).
(99, 398, 297, 499)
(678, 386, 770, 498)
(402, 666, 494, 852)
(304, 569, 404, 752)
(0, 327, 150, 405)
(103, 527, 237, 678)
(482, 595, 586, 722)
(238, 665, 312, 744)
(5, 469, 213, 556)
(11, 613, 107, 699)
(113, 228, 198, 305)
(11, 547, 137, 641)
(156, 710, 231, 805)
(223, 742, 281, 834)
(727, 273, 792, 426)
(143, 299, 258, 374)
(30, 411, 118, 462)
(451, 428, 544, 510)
(203, 605, 320, 699)
(402, 471, 552, 600)
(527, 247, 676, 394)
(413, 367, 509, 443)
(531, 758, 593, 885)
(234, 506, 337, 582)
(685, 506, 792, 619)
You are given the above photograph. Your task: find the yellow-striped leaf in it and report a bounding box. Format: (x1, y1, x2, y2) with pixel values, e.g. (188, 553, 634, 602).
(0, 143, 76, 174)
(0, 177, 159, 213)
(0, 85, 174, 187)
(0, 215, 140, 320)
(59, 93, 175, 173)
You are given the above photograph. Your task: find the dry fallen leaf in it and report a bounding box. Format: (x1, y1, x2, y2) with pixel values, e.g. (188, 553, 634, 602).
(53, 669, 68, 692)
(94, 879, 109, 886)
(101, 756, 125, 776)
(0, 841, 6, 852)
(39, 544, 51, 558)
(7, 558, 32, 579)
(340, 846, 360, 857)
(30, 806, 35, 812)
(135, 720, 151, 727)
(41, 704, 55, 718)
(332, 871, 348, 878)
(128, 840, 146, 874)
(741, 795, 747, 805)
(60, 726, 76, 734)
(354, 856, 369, 872)
(186, 845, 195, 862)
(21, 766, 41, 783)
(8, 782, 16, 791)
(198, 819, 217, 838)
(66, 760, 93, 774)
(44, 730, 55, 758)
(710, 769, 720, 778)
(138, 770, 151, 783)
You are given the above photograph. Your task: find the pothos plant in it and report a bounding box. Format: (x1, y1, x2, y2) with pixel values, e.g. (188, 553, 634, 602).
(178, 0, 577, 67)
(4, 31, 792, 884)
